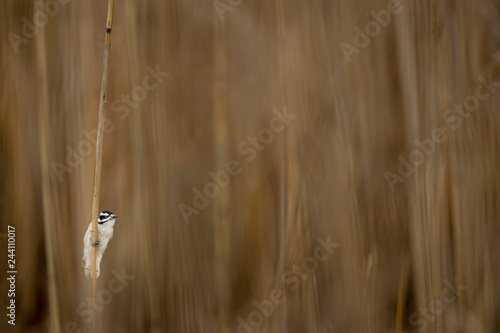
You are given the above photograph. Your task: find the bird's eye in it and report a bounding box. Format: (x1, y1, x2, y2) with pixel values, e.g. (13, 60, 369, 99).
(100, 215, 107, 220)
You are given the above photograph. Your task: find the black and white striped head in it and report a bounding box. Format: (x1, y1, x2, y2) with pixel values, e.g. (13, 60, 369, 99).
(98, 210, 118, 224)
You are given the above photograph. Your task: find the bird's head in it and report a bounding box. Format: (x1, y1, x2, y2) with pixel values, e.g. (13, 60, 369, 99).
(98, 210, 118, 224)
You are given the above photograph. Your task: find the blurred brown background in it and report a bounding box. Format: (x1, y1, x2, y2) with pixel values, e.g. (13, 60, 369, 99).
(1, 0, 500, 332)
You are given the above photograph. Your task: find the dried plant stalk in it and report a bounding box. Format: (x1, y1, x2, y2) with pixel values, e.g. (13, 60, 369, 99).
(90, 0, 115, 300)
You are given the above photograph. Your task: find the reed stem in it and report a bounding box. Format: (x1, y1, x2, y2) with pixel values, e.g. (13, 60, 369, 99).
(90, 0, 115, 307)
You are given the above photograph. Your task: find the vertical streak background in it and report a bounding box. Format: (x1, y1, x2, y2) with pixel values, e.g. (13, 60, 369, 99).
(1, 0, 500, 332)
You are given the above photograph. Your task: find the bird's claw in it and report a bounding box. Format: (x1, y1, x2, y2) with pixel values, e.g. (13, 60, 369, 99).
(91, 240, 100, 247)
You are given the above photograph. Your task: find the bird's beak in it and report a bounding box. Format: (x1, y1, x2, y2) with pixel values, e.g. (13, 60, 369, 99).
(111, 214, 118, 219)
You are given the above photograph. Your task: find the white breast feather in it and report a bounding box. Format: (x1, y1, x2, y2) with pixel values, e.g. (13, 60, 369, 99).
(83, 220, 115, 278)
